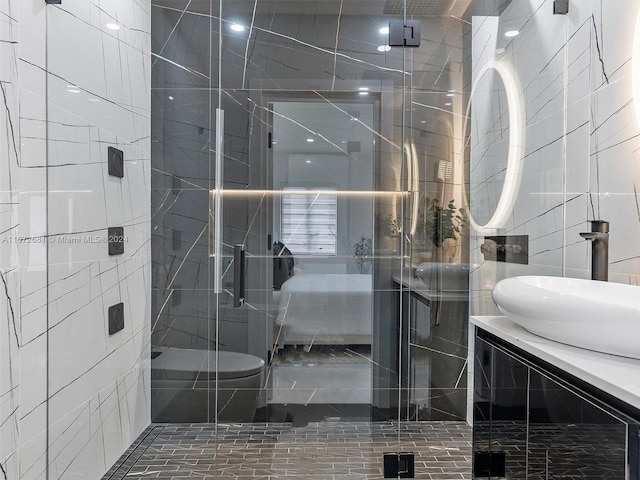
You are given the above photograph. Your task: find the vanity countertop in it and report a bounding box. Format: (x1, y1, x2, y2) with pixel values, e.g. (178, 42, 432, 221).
(471, 316, 640, 411)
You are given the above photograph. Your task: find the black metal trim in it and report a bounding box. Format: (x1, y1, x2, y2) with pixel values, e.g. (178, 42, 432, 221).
(233, 244, 246, 307)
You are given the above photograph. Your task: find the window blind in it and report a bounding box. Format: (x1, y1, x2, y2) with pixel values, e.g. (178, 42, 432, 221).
(281, 187, 337, 256)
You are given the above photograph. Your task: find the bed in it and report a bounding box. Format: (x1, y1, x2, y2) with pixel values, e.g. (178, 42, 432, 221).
(274, 274, 372, 346)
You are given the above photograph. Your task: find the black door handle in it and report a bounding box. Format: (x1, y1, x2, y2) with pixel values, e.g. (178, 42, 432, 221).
(233, 244, 246, 307)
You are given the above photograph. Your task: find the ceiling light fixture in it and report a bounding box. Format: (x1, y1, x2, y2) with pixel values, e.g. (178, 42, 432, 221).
(230, 23, 245, 32)
(377, 45, 391, 52)
(379, 26, 390, 35)
(505, 30, 520, 38)
(306, 138, 314, 143)
(106, 23, 121, 31)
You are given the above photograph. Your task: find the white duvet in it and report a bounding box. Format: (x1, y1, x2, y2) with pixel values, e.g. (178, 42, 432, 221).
(275, 274, 373, 344)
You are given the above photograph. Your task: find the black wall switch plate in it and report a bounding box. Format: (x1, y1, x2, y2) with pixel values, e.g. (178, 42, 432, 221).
(108, 302, 124, 335)
(108, 147, 124, 178)
(108, 227, 125, 255)
(553, 0, 569, 14)
(384, 453, 415, 478)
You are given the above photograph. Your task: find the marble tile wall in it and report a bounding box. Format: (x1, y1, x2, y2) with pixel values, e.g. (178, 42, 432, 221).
(1, 1, 151, 479)
(1, 3, 21, 480)
(469, 0, 640, 315)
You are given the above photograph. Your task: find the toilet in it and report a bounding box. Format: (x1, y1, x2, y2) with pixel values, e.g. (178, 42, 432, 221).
(151, 347, 265, 423)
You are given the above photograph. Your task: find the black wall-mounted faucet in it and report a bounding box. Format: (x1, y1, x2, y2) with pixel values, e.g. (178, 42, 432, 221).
(580, 220, 609, 281)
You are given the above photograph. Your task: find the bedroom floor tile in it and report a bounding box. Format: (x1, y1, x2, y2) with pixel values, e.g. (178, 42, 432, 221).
(103, 422, 472, 480)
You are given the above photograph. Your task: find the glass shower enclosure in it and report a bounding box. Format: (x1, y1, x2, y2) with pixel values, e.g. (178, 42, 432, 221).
(149, 0, 473, 473)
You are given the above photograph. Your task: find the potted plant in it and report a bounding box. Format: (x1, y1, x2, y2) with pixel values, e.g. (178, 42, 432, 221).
(385, 214, 401, 237)
(421, 198, 468, 260)
(353, 236, 373, 273)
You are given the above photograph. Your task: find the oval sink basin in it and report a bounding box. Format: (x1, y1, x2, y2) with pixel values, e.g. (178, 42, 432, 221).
(416, 263, 470, 292)
(493, 276, 640, 359)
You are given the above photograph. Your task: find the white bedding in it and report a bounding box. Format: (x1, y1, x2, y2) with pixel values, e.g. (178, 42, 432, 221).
(274, 274, 372, 345)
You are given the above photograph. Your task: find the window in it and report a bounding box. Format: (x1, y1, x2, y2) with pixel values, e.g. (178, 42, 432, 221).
(281, 187, 337, 256)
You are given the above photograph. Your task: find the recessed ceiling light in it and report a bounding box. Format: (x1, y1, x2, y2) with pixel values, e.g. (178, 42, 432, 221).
(106, 23, 121, 31)
(359, 87, 369, 91)
(379, 26, 390, 35)
(359, 91, 369, 96)
(420, 120, 427, 124)
(446, 92, 455, 97)
(306, 138, 314, 143)
(67, 87, 81, 93)
(230, 23, 245, 32)
(272, 140, 278, 145)
(306, 160, 312, 164)
(377, 45, 391, 52)
(445, 102, 452, 106)
(88, 98, 100, 103)
(168, 96, 174, 100)
(505, 30, 519, 38)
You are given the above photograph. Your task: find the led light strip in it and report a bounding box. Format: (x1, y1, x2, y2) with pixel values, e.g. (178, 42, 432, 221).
(463, 60, 526, 234)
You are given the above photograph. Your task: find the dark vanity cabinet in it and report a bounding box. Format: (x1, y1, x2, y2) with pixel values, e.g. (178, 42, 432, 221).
(473, 330, 640, 480)
(397, 281, 469, 422)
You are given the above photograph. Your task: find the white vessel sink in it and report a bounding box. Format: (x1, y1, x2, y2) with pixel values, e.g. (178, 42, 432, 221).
(492, 276, 640, 359)
(416, 263, 470, 292)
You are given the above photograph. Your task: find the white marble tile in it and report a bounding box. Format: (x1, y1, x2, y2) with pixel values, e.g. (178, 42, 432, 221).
(591, 0, 637, 90)
(566, 17, 592, 108)
(0, 267, 20, 479)
(565, 98, 590, 194)
(18, 1, 46, 69)
(46, 365, 148, 480)
(18, 425, 47, 480)
(18, 336, 47, 442)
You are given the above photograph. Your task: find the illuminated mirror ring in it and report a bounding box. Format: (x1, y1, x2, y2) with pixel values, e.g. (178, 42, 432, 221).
(462, 60, 525, 234)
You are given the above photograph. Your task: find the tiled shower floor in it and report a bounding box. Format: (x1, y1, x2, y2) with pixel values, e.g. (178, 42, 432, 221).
(103, 421, 472, 479)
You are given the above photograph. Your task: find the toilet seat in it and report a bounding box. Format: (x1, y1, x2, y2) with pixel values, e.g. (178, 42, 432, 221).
(152, 347, 264, 380)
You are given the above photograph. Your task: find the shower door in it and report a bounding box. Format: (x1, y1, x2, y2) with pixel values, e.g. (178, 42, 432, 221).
(151, 0, 471, 476)
(209, 0, 425, 451)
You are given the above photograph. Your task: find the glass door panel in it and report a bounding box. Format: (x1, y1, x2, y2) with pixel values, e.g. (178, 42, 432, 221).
(150, 0, 217, 423)
(214, 3, 407, 468)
